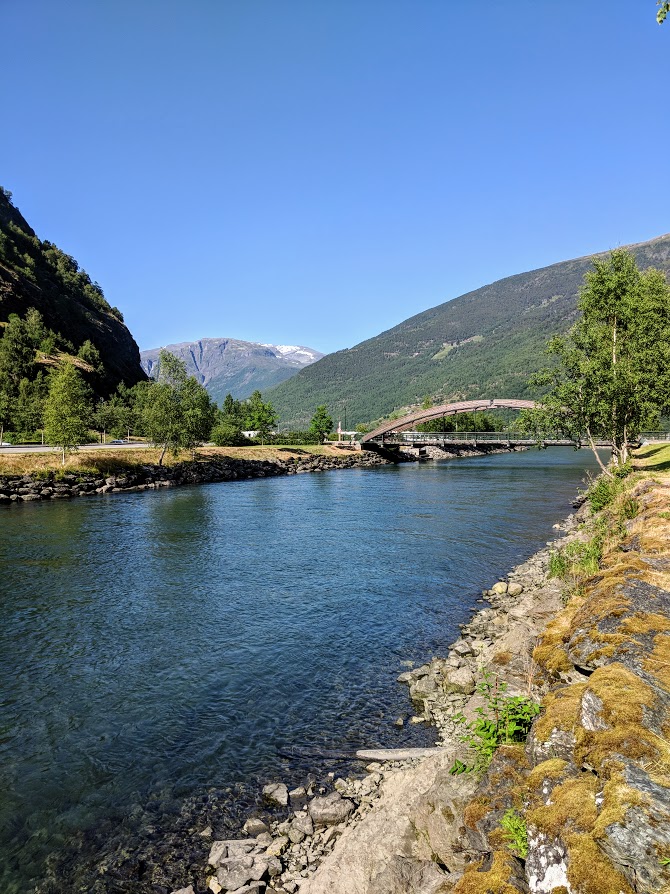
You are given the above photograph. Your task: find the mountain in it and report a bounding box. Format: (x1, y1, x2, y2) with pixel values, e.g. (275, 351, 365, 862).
(265, 234, 670, 429)
(0, 188, 145, 394)
(140, 338, 323, 404)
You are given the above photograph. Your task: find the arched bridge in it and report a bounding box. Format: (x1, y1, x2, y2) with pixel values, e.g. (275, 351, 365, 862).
(362, 399, 537, 444)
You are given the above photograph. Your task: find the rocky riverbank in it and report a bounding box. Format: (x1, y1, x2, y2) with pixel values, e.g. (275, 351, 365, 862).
(169, 469, 670, 894)
(0, 450, 395, 504)
(165, 492, 585, 894)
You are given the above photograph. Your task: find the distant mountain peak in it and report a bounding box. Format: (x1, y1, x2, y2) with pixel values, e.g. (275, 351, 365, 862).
(140, 337, 324, 403)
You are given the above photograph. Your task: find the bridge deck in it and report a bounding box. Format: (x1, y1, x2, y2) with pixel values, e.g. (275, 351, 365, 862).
(363, 431, 612, 448)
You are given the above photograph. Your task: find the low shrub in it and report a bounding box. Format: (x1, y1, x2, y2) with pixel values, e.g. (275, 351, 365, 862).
(450, 670, 540, 776)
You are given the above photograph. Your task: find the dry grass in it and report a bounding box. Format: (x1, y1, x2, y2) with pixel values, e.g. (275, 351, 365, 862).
(0, 443, 358, 476)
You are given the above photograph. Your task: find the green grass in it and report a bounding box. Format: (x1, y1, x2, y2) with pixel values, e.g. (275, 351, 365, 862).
(634, 443, 670, 474)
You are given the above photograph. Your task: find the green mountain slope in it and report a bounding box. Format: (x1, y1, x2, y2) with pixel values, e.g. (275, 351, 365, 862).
(0, 188, 145, 395)
(266, 234, 670, 429)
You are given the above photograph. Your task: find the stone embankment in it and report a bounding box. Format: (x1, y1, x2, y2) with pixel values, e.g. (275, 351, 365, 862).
(0, 451, 393, 504)
(172, 474, 670, 894)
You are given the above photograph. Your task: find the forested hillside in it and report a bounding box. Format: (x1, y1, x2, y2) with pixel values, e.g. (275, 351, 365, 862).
(0, 188, 145, 396)
(266, 234, 670, 429)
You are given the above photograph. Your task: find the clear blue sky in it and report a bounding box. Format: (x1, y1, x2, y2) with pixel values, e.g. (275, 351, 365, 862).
(3, 1, 669, 353)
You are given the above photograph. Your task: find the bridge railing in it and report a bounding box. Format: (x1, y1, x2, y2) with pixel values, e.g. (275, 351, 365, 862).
(373, 430, 670, 446)
(379, 431, 534, 444)
(639, 432, 670, 442)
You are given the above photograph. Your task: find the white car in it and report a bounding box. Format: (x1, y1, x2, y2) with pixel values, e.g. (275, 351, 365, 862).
(0, 441, 12, 446)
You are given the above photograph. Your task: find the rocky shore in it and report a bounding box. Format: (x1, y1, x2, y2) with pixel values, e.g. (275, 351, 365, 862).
(0, 450, 394, 504)
(0, 443, 522, 506)
(169, 471, 670, 894)
(165, 496, 584, 894)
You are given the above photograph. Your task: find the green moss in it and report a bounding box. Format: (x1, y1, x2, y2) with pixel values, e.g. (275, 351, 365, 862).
(453, 851, 525, 894)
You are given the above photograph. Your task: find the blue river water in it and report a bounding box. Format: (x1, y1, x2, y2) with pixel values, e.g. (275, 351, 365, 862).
(0, 449, 602, 892)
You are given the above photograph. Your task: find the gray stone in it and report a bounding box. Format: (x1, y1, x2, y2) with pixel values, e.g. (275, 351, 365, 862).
(243, 817, 269, 836)
(526, 830, 570, 894)
(580, 688, 608, 731)
(216, 855, 255, 890)
(265, 835, 290, 857)
(451, 638, 473, 657)
(396, 670, 414, 683)
(263, 782, 289, 807)
(209, 840, 228, 866)
(225, 840, 256, 856)
(228, 884, 265, 894)
(170, 887, 195, 894)
(288, 826, 305, 844)
(598, 763, 670, 894)
(292, 812, 314, 837)
(249, 858, 270, 880)
(289, 785, 307, 803)
(491, 581, 508, 595)
(507, 582, 524, 597)
(266, 856, 283, 877)
(443, 666, 475, 695)
(308, 791, 355, 827)
(410, 675, 438, 699)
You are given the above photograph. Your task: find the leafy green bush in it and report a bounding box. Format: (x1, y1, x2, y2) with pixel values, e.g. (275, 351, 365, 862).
(586, 475, 620, 511)
(449, 670, 540, 776)
(548, 534, 603, 581)
(211, 421, 249, 447)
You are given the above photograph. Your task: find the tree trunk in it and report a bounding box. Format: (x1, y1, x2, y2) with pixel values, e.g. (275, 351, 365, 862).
(159, 442, 167, 466)
(61, 446, 65, 466)
(586, 426, 614, 478)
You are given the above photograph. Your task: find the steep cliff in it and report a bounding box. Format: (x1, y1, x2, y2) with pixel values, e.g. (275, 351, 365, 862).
(0, 188, 145, 394)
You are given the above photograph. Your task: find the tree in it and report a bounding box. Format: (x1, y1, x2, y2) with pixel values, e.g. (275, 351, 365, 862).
(43, 361, 93, 464)
(309, 405, 334, 443)
(180, 375, 217, 458)
(0, 389, 13, 445)
(222, 392, 245, 425)
(659, 1, 669, 24)
(211, 419, 247, 446)
(142, 350, 216, 463)
(245, 390, 278, 445)
(521, 250, 670, 476)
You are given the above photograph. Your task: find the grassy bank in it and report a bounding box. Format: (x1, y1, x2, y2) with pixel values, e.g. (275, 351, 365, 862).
(633, 441, 670, 475)
(0, 443, 359, 477)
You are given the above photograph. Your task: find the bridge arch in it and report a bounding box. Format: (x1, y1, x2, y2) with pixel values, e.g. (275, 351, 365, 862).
(362, 399, 537, 443)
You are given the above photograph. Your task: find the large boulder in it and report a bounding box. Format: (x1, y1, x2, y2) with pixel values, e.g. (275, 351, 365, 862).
(308, 791, 355, 827)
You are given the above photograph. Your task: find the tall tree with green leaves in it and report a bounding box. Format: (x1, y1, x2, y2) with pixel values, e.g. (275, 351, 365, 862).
(659, 1, 669, 24)
(43, 361, 93, 464)
(309, 405, 334, 443)
(143, 350, 216, 463)
(246, 390, 278, 445)
(521, 250, 670, 475)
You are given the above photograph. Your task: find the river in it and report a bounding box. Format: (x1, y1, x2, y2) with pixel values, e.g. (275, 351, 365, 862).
(0, 448, 602, 892)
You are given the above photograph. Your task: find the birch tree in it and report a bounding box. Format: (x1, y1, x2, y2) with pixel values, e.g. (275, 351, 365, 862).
(43, 361, 93, 464)
(521, 250, 670, 476)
